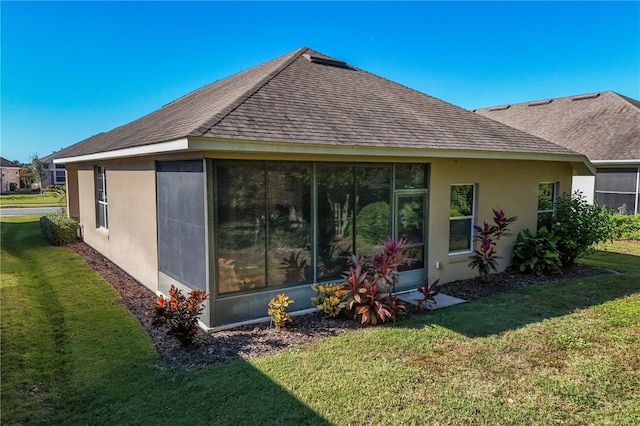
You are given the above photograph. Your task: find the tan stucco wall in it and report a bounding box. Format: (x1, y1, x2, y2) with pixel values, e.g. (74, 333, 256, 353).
(428, 158, 572, 283)
(76, 158, 159, 292)
(65, 163, 80, 220)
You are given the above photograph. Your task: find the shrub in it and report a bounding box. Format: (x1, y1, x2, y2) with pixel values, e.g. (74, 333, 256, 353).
(268, 293, 294, 329)
(311, 283, 348, 317)
(152, 285, 208, 346)
(341, 237, 409, 325)
(610, 213, 640, 240)
(40, 213, 78, 246)
(512, 227, 562, 276)
(468, 209, 517, 280)
(552, 191, 614, 266)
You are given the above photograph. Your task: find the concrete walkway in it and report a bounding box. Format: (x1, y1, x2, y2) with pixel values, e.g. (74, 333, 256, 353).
(397, 290, 466, 310)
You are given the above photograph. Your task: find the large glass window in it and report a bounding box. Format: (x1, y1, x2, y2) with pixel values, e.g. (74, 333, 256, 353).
(317, 165, 355, 280)
(96, 166, 108, 229)
(537, 182, 557, 230)
(214, 161, 428, 293)
(449, 184, 475, 253)
(216, 163, 312, 294)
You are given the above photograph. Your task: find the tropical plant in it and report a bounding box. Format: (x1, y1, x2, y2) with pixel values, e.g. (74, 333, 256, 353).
(151, 285, 208, 346)
(311, 283, 348, 317)
(341, 237, 410, 325)
(552, 191, 614, 266)
(415, 278, 443, 311)
(512, 227, 562, 276)
(268, 293, 294, 329)
(468, 209, 517, 280)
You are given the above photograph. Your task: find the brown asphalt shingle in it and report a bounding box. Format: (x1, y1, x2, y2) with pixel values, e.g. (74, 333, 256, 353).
(474, 91, 640, 162)
(57, 47, 580, 159)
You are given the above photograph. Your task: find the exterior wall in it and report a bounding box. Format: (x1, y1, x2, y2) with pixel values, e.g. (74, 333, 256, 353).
(76, 158, 159, 292)
(573, 175, 595, 204)
(0, 165, 21, 192)
(428, 158, 572, 284)
(65, 163, 80, 220)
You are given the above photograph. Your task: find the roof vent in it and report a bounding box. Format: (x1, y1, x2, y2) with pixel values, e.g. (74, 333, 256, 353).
(528, 99, 553, 106)
(303, 53, 349, 68)
(572, 93, 600, 101)
(488, 105, 510, 111)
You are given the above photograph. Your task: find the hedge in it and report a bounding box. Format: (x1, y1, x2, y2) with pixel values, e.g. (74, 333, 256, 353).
(40, 213, 78, 246)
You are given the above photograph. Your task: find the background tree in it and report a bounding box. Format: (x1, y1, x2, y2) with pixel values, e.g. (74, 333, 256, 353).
(30, 154, 47, 189)
(19, 165, 36, 188)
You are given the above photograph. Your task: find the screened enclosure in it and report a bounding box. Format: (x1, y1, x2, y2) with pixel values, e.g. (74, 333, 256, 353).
(594, 168, 640, 214)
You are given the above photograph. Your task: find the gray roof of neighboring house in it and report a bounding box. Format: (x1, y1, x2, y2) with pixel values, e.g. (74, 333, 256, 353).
(0, 157, 21, 168)
(57, 47, 581, 160)
(473, 91, 640, 162)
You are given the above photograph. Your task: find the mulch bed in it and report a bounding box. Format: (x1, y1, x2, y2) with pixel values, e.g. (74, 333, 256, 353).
(68, 241, 607, 369)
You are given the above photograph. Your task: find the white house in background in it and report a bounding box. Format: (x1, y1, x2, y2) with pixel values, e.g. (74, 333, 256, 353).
(474, 91, 640, 214)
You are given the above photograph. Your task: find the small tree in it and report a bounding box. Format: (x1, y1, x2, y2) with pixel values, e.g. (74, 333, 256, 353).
(552, 191, 614, 266)
(30, 154, 48, 190)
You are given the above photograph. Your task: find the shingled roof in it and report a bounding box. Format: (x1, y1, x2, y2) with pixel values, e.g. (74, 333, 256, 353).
(473, 91, 640, 163)
(57, 47, 586, 163)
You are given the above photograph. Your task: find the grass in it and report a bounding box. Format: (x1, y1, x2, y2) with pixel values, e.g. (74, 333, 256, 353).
(0, 192, 65, 207)
(2, 217, 639, 425)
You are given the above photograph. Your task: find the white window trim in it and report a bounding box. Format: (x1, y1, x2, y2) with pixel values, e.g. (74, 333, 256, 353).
(449, 184, 476, 255)
(96, 166, 108, 229)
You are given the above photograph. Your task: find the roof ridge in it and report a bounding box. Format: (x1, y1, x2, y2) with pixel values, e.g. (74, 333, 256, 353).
(191, 47, 309, 136)
(611, 91, 640, 112)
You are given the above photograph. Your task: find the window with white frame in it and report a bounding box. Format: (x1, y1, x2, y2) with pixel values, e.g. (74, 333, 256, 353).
(537, 182, 557, 230)
(449, 184, 475, 253)
(96, 166, 108, 229)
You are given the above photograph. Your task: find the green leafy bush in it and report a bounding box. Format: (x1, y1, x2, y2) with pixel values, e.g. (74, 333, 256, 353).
(311, 283, 348, 317)
(39, 213, 78, 246)
(610, 213, 640, 240)
(512, 227, 562, 276)
(552, 192, 614, 266)
(355, 201, 390, 245)
(268, 293, 294, 329)
(152, 285, 209, 346)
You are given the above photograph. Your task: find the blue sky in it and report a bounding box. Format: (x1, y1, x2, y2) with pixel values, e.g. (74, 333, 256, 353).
(2, 1, 639, 163)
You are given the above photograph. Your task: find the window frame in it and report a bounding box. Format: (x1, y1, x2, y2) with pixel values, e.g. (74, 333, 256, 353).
(537, 182, 558, 230)
(449, 184, 476, 255)
(96, 166, 108, 229)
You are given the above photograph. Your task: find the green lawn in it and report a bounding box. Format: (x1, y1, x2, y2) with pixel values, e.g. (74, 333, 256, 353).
(2, 216, 639, 425)
(0, 192, 65, 207)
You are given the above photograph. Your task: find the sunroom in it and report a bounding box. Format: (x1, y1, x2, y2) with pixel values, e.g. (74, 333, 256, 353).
(157, 159, 430, 328)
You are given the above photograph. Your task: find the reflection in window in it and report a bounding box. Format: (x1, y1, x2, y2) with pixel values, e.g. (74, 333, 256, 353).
(317, 165, 354, 280)
(449, 184, 474, 253)
(216, 165, 266, 293)
(355, 166, 392, 257)
(537, 182, 557, 230)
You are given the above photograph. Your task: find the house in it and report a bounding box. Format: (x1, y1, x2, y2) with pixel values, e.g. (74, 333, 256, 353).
(0, 157, 21, 193)
(41, 151, 67, 189)
(474, 91, 640, 214)
(55, 47, 593, 329)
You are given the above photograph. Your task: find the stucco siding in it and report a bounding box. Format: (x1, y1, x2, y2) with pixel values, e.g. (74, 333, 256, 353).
(76, 159, 159, 292)
(428, 158, 572, 283)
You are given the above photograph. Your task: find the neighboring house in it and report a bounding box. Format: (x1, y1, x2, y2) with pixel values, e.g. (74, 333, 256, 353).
(41, 151, 66, 189)
(0, 157, 21, 193)
(55, 47, 593, 329)
(474, 91, 640, 214)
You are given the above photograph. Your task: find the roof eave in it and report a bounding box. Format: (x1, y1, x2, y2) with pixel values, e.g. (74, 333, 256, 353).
(54, 138, 190, 163)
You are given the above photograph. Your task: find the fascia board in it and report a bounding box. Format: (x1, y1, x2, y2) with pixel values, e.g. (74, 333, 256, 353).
(188, 137, 595, 168)
(53, 138, 189, 164)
